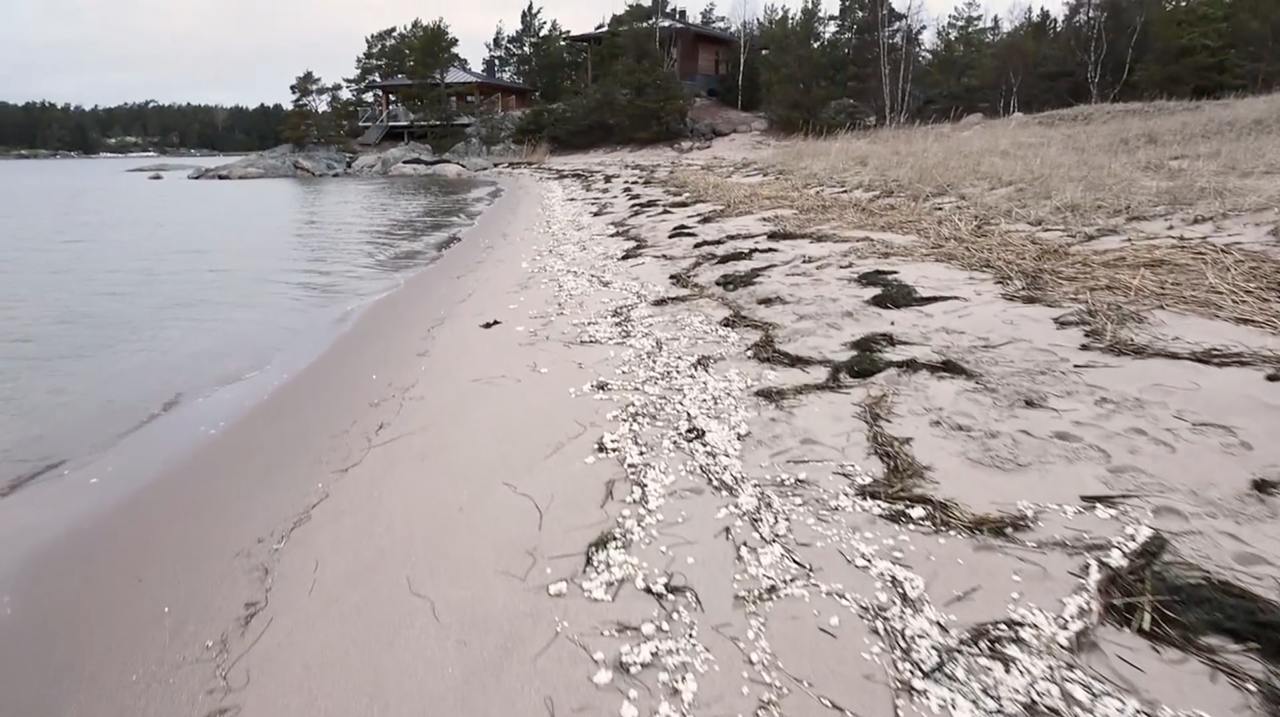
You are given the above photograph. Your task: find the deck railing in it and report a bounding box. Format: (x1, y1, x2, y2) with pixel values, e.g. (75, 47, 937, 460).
(357, 106, 417, 126)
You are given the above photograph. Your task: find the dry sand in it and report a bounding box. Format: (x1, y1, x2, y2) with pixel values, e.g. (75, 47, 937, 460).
(2, 135, 1278, 717)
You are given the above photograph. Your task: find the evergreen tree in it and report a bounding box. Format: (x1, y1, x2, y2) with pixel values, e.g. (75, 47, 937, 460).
(346, 26, 413, 101)
(1138, 0, 1243, 98)
(483, 23, 511, 78)
(700, 2, 728, 29)
(282, 70, 345, 146)
(923, 0, 998, 118)
(404, 19, 462, 121)
(482, 4, 585, 101)
(757, 1, 839, 131)
(1230, 0, 1280, 93)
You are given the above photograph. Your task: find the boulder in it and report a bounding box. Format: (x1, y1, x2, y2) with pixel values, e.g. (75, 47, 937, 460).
(349, 153, 383, 175)
(387, 160, 469, 177)
(734, 124, 753, 134)
(292, 153, 346, 177)
(445, 137, 523, 163)
(690, 121, 717, 142)
(674, 140, 695, 154)
(461, 157, 494, 172)
(189, 145, 347, 180)
(147, 173, 164, 180)
(350, 142, 436, 176)
(750, 119, 769, 132)
(426, 163, 469, 178)
(386, 162, 437, 177)
(959, 112, 986, 126)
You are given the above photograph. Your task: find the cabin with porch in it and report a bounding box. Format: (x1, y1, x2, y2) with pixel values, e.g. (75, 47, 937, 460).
(567, 10, 736, 97)
(357, 67, 534, 145)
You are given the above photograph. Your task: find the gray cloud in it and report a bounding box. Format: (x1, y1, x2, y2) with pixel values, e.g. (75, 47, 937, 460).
(1, 0, 1059, 107)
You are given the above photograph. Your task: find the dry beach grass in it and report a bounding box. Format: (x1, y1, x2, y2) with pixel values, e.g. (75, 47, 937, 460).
(668, 95, 1280, 368)
(772, 93, 1280, 227)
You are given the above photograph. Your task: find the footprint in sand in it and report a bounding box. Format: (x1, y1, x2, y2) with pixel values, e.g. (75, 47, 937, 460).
(1105, 463, 1161, 491)
(1173, 416, 1254, 454)
(1150, 504, 1192, 527)
(1232, 550, 1275, 569)
(1121, 426, 1177, 454)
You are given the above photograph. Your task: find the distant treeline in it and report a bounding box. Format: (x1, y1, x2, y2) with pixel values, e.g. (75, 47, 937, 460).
(0, 101, 288, 154)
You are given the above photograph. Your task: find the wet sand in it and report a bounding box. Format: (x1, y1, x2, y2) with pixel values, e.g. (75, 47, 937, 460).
(0, 176, 621, 717)
(3, 146, 1279, 717)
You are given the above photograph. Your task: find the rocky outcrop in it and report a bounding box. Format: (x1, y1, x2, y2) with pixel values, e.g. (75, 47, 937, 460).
(127, 163, 203, 173)
(187, 143, 476, 180)
(188, 145, 347, 180)
(349, 142, 434, 176)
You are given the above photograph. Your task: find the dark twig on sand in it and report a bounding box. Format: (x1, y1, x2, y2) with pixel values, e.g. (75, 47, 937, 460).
(852, 395, 1033, 536)
(503, 481, 546, 532)
(405, 575, 442, 623)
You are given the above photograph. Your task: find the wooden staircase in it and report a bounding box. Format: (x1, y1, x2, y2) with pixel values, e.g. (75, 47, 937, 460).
(357, 111, 391, 146)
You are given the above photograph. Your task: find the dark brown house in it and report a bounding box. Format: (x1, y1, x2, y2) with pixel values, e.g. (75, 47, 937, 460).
(568, 12, 737, 97)
(357, 68, 534, 145)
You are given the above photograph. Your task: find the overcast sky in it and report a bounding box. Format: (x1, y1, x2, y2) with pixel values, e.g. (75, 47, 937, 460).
(1, 0, 1064, 107)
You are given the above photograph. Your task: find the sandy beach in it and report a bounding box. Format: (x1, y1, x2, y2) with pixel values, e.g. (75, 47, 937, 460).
(3, 134, 1279, 717)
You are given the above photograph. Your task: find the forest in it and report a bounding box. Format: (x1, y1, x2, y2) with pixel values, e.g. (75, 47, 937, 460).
(0, 101, 288, 154)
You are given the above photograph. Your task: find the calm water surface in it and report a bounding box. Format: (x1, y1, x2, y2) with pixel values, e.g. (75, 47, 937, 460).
(0, 157, 497, 492)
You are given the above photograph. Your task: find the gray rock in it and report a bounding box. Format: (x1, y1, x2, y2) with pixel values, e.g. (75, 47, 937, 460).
(350, 143, 436, 176)
(127, 163, 202, 173)
(147, 173, 164, 180)
(445, 137, 487, 159)
(446, 137, 522, 162)
(189, 145, 347, 180)
(711, 123, 733, 137)
(674, 140, 695, 154)
(461, 157, 494, 172)
(959, 112, 986, 126)
(750, 119, 769, 132)
(349, 153, 383, 175)
(386, 162, 437, 177)
(387, 160, 469, 177)
(734, 124, 752, 134)
(292, 154, 345, 177)
(691, 122, 717, 141)
(425, 163, 468, 178)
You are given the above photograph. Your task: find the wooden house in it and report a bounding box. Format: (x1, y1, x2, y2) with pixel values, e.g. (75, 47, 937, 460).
(567, 10, 737, 97)
(357, 68, 534, 145)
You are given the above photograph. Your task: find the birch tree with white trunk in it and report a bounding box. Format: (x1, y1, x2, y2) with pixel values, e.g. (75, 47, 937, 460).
(731, 0, 757, 110)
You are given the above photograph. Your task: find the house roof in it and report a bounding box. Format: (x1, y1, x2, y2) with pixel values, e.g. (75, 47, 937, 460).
(567, 16, 736, 44)
(364, 67, 532, 93)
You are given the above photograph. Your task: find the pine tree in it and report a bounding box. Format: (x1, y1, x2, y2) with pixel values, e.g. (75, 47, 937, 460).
(700, 2, 728, 29)
(758, 0, 839, 131)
